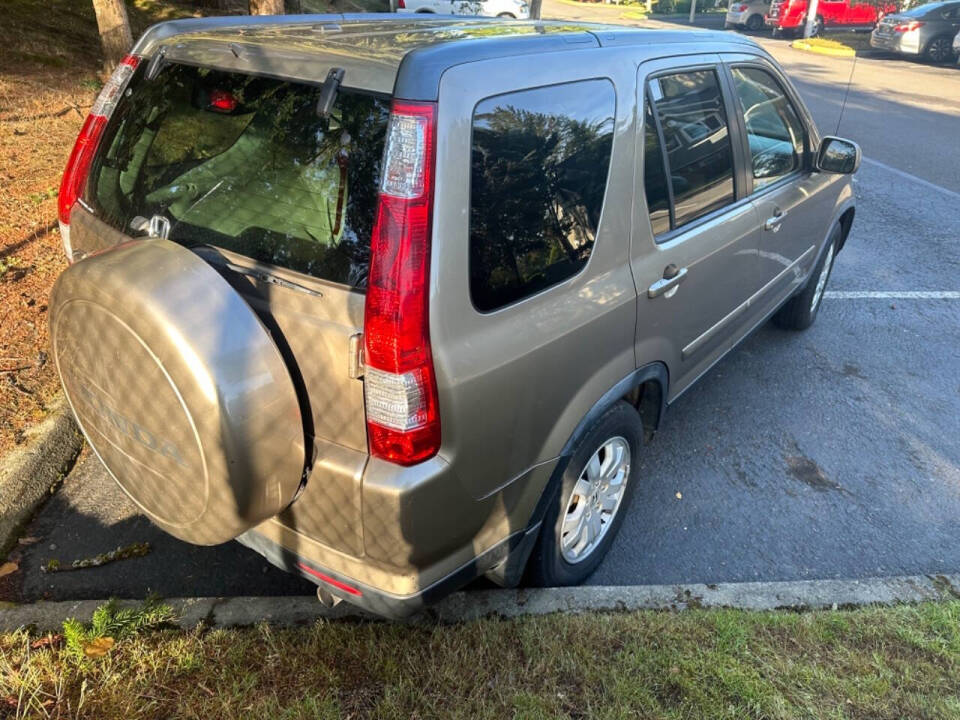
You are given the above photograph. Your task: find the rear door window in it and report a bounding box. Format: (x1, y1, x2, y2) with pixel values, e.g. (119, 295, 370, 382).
(644, 69, 735, 233)
(468, 79, 616, 312)
(730, 66, 806, 191)
(86, 63, 390, 287)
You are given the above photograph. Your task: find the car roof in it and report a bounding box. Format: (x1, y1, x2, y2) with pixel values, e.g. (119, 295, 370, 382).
(133, 14, 760, 99)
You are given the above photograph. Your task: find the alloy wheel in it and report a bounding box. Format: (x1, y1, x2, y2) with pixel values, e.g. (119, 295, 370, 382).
(560, 436, 631, 564)
(927, 38, 951, 63)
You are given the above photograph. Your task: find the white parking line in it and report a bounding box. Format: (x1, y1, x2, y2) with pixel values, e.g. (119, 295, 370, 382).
(862, 157, 960, 201)
(824, 291, 960, 299)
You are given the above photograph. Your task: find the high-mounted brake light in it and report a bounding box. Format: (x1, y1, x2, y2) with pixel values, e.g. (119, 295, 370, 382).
(58, 54, 140, 259)
(363, 101, 440, 466)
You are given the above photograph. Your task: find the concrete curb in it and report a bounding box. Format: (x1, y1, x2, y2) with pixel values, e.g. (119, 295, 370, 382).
(3, 573, 959, 632)
(790, 39, 856, 57)
(0, 398, 82, 559)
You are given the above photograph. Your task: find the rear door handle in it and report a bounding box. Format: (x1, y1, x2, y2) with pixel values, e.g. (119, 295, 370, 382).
(648, 266, 688, 298)
(764, 208, 787, 232)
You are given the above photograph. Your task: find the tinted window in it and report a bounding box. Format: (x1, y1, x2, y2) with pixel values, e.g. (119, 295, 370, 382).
(731, 67, 806, 190)
(643, 99, 671, 236)
(648, 70, 735, 229)
(469, 80, 615, 312)
(87, 63, 390, 287)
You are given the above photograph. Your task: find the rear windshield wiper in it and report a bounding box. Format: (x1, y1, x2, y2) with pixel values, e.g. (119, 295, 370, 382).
(316, 67, 345, 120)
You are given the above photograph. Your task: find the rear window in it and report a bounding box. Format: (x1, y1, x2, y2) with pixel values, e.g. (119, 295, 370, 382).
(86, 63, 390, 287)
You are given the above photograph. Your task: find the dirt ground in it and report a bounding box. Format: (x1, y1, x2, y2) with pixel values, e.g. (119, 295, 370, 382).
(0, 0, 383, 458)
(0, 0, 211, 457)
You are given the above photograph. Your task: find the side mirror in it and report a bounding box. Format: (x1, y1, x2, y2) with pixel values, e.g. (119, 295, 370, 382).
(815, 136, 861, 174)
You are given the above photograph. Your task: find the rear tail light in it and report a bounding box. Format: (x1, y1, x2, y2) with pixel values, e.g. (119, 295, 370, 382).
(736, 4, 749, 11)
(58, 54, 140, 259)
(398, 0, 406, 7)
(208, 89, 238, 113)
(363, 101, 440, 466)
(893, 20, 923, 31)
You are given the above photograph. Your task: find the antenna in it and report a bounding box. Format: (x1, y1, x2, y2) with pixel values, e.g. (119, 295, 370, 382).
(835, 52, 857, 135)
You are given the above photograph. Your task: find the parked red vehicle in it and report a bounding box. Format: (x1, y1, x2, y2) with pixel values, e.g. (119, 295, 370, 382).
(766, 0, 897, 36)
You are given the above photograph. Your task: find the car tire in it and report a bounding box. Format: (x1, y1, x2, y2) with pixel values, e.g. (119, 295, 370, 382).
(746, 14, 764, 31)
(924, 36, 954, 63)
(527, 401, 642, 587)
(773, 222, 841, 331)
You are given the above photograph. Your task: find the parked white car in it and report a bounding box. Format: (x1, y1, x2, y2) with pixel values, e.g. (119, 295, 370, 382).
(954, 26, 960, 60)
(393, 0, 530, 18)
(724, 0, 771, 30)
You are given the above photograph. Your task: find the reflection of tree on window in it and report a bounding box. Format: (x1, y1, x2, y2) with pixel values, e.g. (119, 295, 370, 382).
(89, 63, 389, 286)
(469, 80, 615, 312)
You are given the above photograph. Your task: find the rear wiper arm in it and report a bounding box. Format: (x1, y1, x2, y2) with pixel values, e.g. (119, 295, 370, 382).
(316, 67, 345, 119)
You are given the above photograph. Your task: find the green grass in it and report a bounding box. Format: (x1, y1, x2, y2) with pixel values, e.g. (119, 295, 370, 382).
(3, 600, 960, 718)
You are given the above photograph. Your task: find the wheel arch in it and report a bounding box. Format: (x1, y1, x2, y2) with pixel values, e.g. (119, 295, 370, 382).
(558, 362, 669, 459)
(837, 205, 855, 252)
(486, 362, 668, 587)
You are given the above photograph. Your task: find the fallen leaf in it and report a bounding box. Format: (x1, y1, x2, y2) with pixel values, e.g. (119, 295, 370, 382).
(675, 492, 682, 500)
(0, 562, 18, 578)
(30, 634, 63, 651)
(83, 636, 115, 658)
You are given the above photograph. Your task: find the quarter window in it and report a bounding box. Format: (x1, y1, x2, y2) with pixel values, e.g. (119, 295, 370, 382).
(645, 69, 735, 232)
(730, 66, 806, 190)
(469, 80, 616, 312)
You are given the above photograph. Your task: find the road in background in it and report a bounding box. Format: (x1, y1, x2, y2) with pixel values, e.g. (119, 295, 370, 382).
(5, 8, 959, 602)
(544, 0, 960, 193)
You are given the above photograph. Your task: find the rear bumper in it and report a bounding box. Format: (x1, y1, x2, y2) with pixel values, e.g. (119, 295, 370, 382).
(870, 31, 920, 54)
(239, 453, 557, 617)
(237, 521, 541, 618)
(725, 10, 750, 26)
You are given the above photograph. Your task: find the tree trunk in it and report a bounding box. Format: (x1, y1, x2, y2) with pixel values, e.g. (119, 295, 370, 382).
(91, 0, 133, 74)
(529, 0, 543, 19)
(250, 0, 285, 14)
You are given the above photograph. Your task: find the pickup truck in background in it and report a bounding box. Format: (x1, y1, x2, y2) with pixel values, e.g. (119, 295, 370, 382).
(766, 0, 896, 36)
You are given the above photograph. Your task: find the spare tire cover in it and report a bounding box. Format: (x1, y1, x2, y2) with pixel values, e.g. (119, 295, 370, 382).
(50, 239, 305, 545)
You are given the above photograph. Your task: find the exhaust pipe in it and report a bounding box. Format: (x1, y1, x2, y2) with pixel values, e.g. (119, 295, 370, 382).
(316, 586, 342, 609)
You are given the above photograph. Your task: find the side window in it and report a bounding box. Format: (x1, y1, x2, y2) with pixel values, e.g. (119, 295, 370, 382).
(647, 69, 735, 230)
(730, 66, 806, 191)
(469, 80, 616, 312)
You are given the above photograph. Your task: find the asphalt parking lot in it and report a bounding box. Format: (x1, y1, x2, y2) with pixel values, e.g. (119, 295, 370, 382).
(4, 19, 959, 603)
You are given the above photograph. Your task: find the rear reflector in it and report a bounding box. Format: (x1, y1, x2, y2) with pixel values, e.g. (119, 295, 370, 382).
(363, 101, 440, 466)
(296, 562, 363, 596)
(58, 55, 140, 249)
